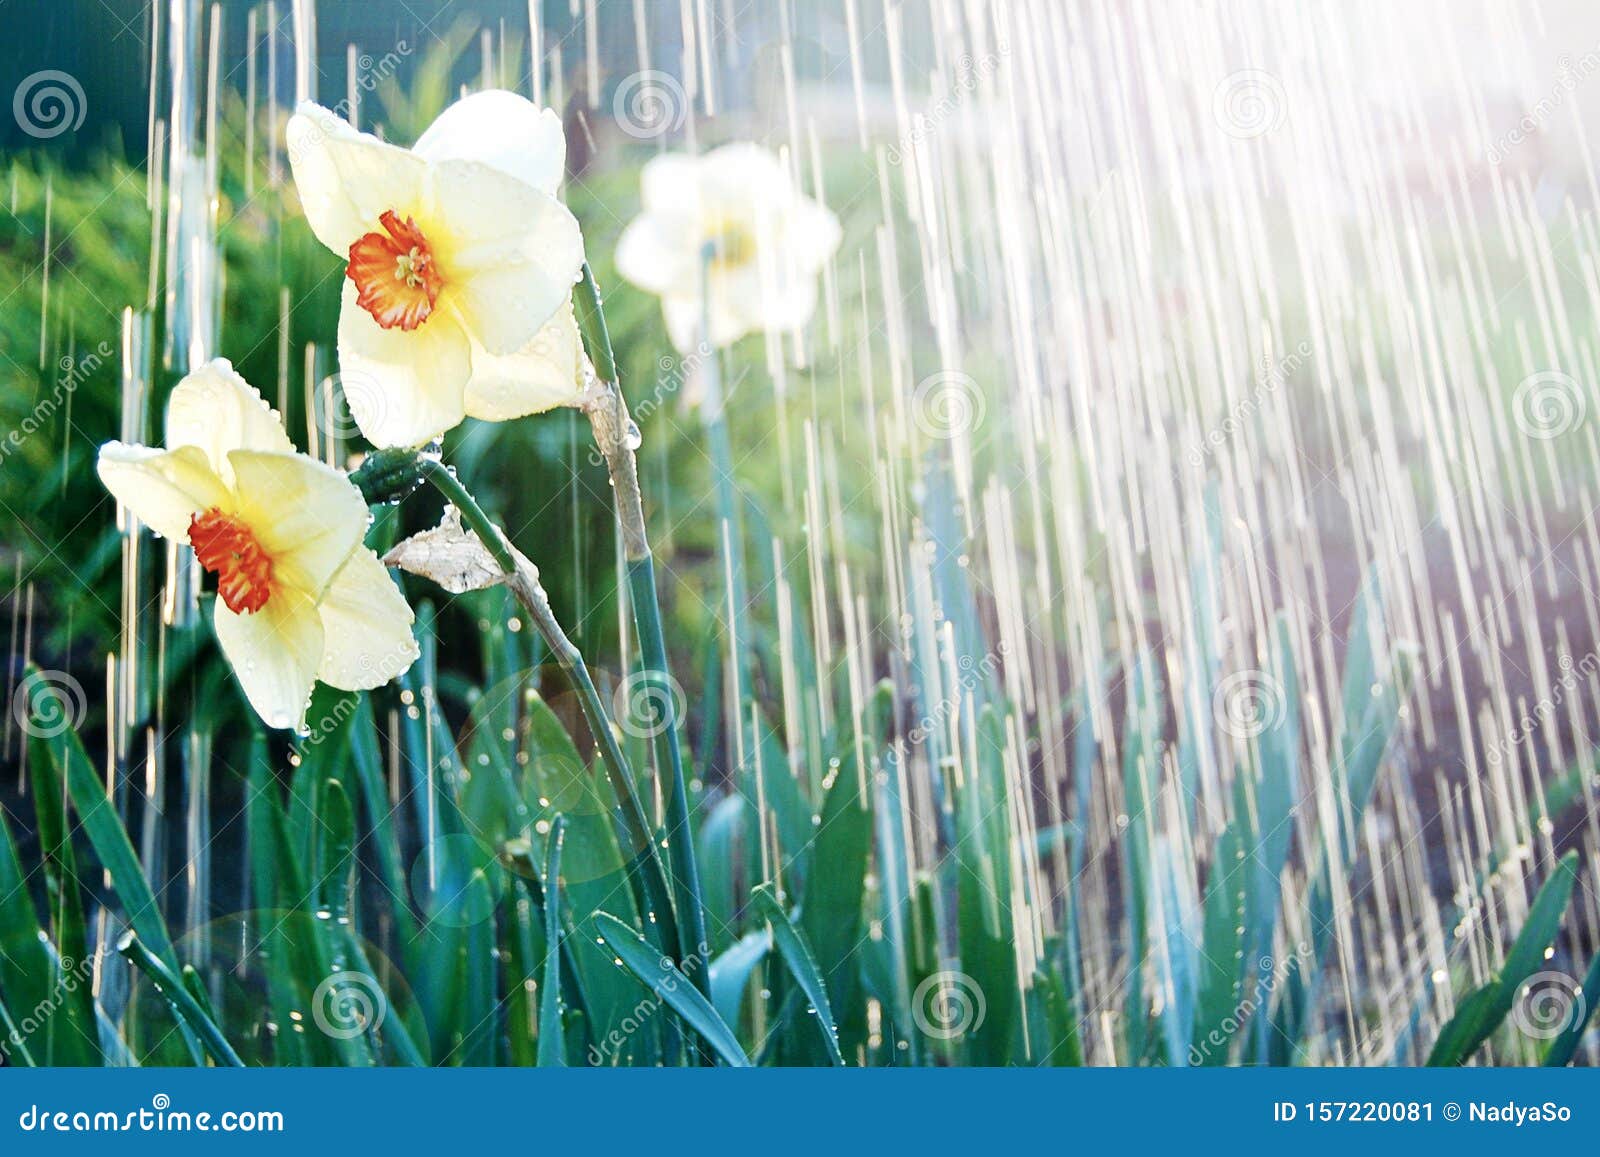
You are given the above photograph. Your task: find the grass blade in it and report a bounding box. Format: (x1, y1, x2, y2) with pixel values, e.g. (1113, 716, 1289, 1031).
(628, 553, 710, 1001)
(801, 739, 873, 1059)
(709, 929, 771, 1029)
(25, 724, 100, 1065)
(1427, 851, 1579, 1065)
(539, 816, 567, 1067)
(594, 911, 751, 1067)
(750, 883, 845, 1065)
(523, 691, 658, 1061)
(1192, 811, 1247, 1065)
(47, 714, 179, 968)
(1541, 950, 1600, 1067)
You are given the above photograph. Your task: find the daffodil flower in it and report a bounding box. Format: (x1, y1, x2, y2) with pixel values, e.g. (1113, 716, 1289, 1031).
(97, 360, 419, 730)
(288, 90, 587, 448)
(615, 143, 841, 351)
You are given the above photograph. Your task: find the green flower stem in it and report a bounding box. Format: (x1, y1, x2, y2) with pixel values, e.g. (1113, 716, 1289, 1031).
(695, 245, 753, 702)
(574, 265, 619, 386)
(701, 370, 749, 686)
(688, 250, 760, 918)
(409, 452, 684, 973)
(416, 457, 517, 574)
(502, 561, 682, 965)
(574, 265, 712, 1008)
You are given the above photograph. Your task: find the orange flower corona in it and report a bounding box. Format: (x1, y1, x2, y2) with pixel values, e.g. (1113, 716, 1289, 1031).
(189, 508, 275, 615)
(347, 211, 444, 330)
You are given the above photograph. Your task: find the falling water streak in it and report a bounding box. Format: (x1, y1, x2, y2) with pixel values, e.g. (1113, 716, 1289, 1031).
(291, 0, 317, 104)
(245, 8, 257, 198)
(16, 583, 34, 784)
(346, 43, 362, 131)
(3, 559, 18, 764)
(37, 182, 57, 380)
(115, 309, 148, 780)
(676, 0, 698, 153)
(426, 688, 438, 894)
(529, 2, 545, 107)
(266, 1, 281, 186)
(184, 730, 211, 972)
(302, 342, 320, 461)
(548, 36, 565, 115)
(584, 0, 600, 108)
(630, 0, 650, 77)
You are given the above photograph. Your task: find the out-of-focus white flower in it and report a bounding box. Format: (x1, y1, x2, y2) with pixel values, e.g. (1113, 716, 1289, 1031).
(288, 90, 586, 448)
(615, 143, 841, 350)
(97, 360, 418, 730)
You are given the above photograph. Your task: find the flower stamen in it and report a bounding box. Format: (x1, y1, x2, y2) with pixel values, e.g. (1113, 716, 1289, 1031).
(702, 215, 757, 271)
(348, 211, 444, 331)
(190, 508, 275, 615)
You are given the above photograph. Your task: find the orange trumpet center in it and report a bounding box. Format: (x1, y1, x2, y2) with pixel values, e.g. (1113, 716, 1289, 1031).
(189, 508, 275, 615)
(347, 210, 443, 331)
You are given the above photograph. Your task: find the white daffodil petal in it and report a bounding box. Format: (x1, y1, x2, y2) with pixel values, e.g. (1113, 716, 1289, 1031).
(227, 450, 368, 599)
(429, 160, 584, 355)
(660, 295, 717, 354)
(788, 197, 843, 272)
(97, 443, 232, 542)
(315, 547, 419, 691)
(639, 153, 705, 213)
(287, 102, 430, 254)
(620, 144, 837, 350)
(668, 265, 777, 349)
(729, 260, 822, 335)
(338, 280, 473, 446)
(213, 587, 324, 731)
(465, 303, 584, 420)
(615, 216, 698, 295)
(699, 143, 795, 212)
(165, 359, 294, 482)
(413, 90, 567, 196)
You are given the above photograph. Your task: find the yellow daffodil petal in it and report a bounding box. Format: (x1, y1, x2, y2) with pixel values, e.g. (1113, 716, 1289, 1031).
(213, 586, 324, 731)
(287, 101, 429, 254)
(97, 443, 233, 542)
(428, 159, 584, 356)
(337, 280, 473, 446)
(226, 450, 368, 599)
(165, 359, 294, 484)
(314, 547, 420, 691)
(464, 302, 585, 420)
(413, 89, 567, 196)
